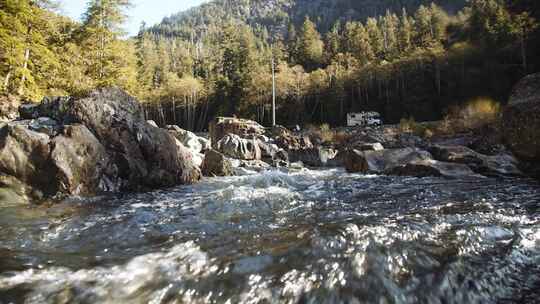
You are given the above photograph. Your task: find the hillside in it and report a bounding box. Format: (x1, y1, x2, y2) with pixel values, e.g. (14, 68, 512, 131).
(2, 0, 538, 131)
(149, 0, 467, 39)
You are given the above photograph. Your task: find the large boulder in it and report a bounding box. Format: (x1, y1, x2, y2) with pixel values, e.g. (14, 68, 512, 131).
(65, 87, 201, 189)
(0, 88, 202, 202)
(258, 140, 289, 166)
(289, 147, 337, 167)
(355, 142, 384, 151)
(51, 124, 120, 195)
(270, 125, 314, 151)
(147, 120, 159, 128)
(502, 73, 540, 162)
(0, 123, 57, 199)
(344, 148, 432, 174)
(344, 147, 479, 178)
(201, 149, 233, 177)
(209, 117, 265, 146)
(216, 134, 261, 160)
(429, 145, 522, 177)
(388, 159, 478, 179)
(166, 125, 210, 153)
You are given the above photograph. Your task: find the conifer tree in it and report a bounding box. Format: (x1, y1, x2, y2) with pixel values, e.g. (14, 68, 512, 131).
(398, 8, 414, 53)
(324, 22, 341, 63)
(80, 0, 134, 87)
(297, 17, 324, 71)
(365, 17, 384, 60)
(0, 0, 57, 98)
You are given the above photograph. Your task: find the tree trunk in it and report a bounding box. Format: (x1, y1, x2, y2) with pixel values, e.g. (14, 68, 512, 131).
(172, 96, 177, 125)
(17, 48, 30, 96)
(3, 67, 12, 91)
(521, 35, 527, 73)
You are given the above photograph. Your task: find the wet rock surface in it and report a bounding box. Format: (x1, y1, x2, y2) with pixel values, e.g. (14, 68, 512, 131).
(388, 159, 479, 179)
(51, 124, 119, 195)
(216, 134, 261, 161)
(209, 117, 265, 145)
(201, 149, 233, 177)
(429, 145, 522, 177)
(344, 147, 433, 174)
(0, 124, 57, 199)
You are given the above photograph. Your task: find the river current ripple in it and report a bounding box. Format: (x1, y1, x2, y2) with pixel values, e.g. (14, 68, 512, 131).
(0, 168, 539, 303)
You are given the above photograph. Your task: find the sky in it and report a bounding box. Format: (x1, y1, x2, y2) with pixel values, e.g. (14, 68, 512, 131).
(59, 0, 207, 37)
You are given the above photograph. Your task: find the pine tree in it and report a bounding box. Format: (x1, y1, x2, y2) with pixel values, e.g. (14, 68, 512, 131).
(398, 8, 414, 53)
(343, 21, 374, 65)
(0, 0, 57, 98)
(297, 17, 324, 71)
(80, 0, 133, 87)
(365, 17, 384, 60)
(430, 3, 449, 43)
(324, 22, 341, 63)
(415, 5, 434, 47)
(381, 11, 399, 59)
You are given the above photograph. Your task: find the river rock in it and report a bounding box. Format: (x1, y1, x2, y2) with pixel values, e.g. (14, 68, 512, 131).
(502, 73, 540, 162)
(429, 145, 522, 176)
(387, 159, 479, 179)
(344, 148, 432, 174)
(0, 95, 21, 121)
(0, 175, 36, 204)
(258, 141, 289, 166)
(271, 125, 314, 151)
(356, 142, 384, 151)
(0, 123, 57, 198)
(216, 134, 261, 160)
(65, 87, 201, 188)
(38, 96, 71, 121)
(28, 117, 61, 137)
(238, 159, 271, 172)
(19, 96, 72, 121)
(166, 125, 209, 154)
(289, 147, 337, 167)
(147, 120, 159, 128)
(51, 124, 120, 195)
(0, 88, 202, 201)
(201, 149, 233, 177)
(209, 117, 265, 146)
(18, 103, 41, 119)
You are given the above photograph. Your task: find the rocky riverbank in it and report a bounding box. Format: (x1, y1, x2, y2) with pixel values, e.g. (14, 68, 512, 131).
(0, 73, 539, 204)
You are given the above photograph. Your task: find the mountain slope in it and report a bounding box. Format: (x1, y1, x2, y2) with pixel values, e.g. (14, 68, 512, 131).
(149, 0, 467, 38)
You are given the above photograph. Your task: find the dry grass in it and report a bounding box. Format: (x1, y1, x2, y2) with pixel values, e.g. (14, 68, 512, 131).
(398, 117, 436, 139)
(396, 97, 502, 139)
(438, 97, 501, 135)
(306, 123, 352, 145)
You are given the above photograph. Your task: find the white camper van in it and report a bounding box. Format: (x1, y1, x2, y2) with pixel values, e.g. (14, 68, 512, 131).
(347, 112, 382, 127)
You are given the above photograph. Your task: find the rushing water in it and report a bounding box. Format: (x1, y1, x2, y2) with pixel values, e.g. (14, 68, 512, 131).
(0, 168, 539, 304)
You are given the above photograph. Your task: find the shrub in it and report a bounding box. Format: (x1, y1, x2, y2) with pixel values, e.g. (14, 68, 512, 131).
(443, 97, 501, 133)
(306, 124, 351, 145)
(399, 117, 420, 134)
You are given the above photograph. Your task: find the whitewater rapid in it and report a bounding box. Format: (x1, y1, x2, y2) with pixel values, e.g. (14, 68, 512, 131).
(1, 168, 539, 303)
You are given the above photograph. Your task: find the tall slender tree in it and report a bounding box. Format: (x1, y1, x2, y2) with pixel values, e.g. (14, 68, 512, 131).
(297, 17, 324, 71)
(80, 0, 133, 86)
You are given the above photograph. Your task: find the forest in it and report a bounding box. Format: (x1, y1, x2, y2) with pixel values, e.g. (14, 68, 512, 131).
(1, 0, 539, 130)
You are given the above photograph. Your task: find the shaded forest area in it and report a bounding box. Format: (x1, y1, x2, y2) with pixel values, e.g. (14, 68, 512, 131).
(1, 0, 539, 130)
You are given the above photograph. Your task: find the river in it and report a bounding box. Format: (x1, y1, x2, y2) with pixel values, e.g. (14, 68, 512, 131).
(0, 168, 539, 303)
